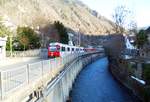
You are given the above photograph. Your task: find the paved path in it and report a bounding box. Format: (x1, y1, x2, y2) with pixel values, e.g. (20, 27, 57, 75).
(71, 57, 138, 102)
(0, 57, 48, 70)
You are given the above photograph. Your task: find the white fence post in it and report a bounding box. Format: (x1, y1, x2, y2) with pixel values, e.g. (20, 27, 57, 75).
(41, 61, 44, 77)
(27, 64, 30, 84)
(0, 72, 4, 99)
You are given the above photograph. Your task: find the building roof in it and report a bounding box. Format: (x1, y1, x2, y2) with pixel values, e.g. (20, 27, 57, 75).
(0, 37, 7, 46)
(0, 37, 7, 40)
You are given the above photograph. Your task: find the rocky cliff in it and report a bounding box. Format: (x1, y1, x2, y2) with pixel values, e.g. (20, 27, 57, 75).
(0, 0, 115, 35)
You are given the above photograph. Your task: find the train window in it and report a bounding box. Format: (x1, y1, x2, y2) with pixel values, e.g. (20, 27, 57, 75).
(76, 48, 79, 51)
(61, 47, 65, 51)
(72, 48, 74, 51)
(49, 47, 57, 52)
(67, 47, 70, 51)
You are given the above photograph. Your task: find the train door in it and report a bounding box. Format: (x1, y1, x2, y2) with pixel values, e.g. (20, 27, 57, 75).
(60, 46, 66, 57)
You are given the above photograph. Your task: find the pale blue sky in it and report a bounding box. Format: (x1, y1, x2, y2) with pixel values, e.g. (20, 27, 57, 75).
(80, 0, 150, 28)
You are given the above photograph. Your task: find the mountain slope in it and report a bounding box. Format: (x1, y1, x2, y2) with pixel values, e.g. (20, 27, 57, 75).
(0, 0, 115, 35)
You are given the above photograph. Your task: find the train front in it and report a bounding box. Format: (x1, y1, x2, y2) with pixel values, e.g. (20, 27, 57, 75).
(48, 44, 60, 58)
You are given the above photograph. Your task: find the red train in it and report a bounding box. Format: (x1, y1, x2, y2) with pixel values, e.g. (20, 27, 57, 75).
(47, 42, 98, 58)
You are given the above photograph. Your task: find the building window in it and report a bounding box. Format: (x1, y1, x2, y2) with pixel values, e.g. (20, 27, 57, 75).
(76, 48, 79, 51)
(142, 53, 144, 56)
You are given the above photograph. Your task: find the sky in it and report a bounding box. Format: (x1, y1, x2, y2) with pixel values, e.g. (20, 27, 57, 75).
(80, 0, 150, 28)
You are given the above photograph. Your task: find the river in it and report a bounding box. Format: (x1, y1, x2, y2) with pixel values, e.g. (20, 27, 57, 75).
(70, 57, 138, 102)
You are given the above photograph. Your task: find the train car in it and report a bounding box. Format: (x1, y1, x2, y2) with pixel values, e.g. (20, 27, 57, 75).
(48, 42, 84, 58)
(84, 48, 96, 52)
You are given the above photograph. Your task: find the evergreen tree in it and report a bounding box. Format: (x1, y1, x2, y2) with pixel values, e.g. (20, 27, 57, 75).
(136, 30, 148, 48)
(54, 21, 69, 44)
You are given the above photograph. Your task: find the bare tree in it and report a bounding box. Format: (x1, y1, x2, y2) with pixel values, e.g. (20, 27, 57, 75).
(113, 5, 131, 34)
(128, 20, 137, 34)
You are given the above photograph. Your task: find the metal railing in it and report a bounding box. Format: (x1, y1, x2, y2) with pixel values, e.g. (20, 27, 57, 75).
(0, 52, 83, 100)
(45, 60, 83, 102)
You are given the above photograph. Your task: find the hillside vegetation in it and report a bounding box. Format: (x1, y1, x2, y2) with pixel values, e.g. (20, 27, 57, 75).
(0, 0, 115, 35)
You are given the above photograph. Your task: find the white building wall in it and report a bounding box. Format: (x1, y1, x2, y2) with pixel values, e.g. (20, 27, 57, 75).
(0, 37, 7, 60)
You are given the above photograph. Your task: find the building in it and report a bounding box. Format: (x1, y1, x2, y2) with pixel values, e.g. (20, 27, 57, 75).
(139, 45, 150, 58)
(121, 35, 138, 59)
(139, 27, 150, 58)
(0, 37, 7, 60)
(68, 33, 74, 46)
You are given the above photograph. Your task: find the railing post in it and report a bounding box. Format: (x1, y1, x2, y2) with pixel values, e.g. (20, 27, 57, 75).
(27, 64, 30, 84)
(0, 72, 3, 100)
(49, 59, 51, 73)
(41, 61, 44, 77)
(62, 57, 64, 65)
(0, 72, 5, 100)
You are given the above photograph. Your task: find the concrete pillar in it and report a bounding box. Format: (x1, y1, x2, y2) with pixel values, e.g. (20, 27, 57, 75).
(136, 63, 142, 79)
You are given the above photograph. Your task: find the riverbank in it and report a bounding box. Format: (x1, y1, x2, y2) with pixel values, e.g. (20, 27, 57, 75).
(108, 56, 150, 102)
(108, 61, 142, 102)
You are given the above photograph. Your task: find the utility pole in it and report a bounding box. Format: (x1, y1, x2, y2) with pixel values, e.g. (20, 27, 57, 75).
(77, 24, 81, 47)
(78, 28, 79, 46)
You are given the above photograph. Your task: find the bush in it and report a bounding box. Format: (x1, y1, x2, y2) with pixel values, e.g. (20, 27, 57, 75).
(136, 30, 148, 48)
(143, 86, 150, 102)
